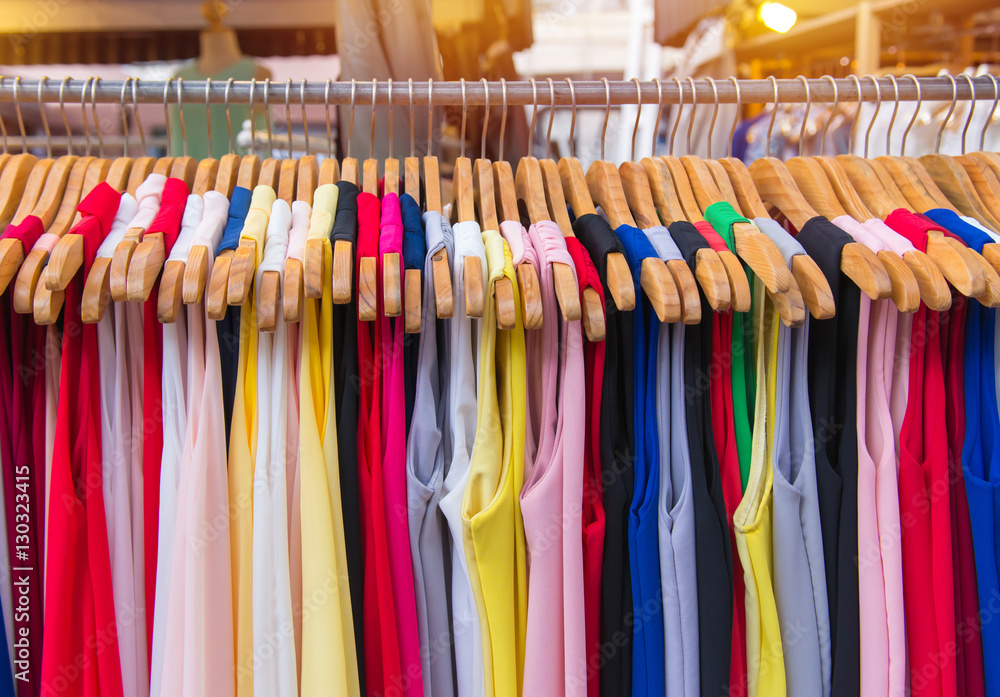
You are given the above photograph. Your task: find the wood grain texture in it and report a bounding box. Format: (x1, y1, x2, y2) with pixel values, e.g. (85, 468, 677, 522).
(319, 157, 340, 186)
(717, 249, 751, 312)
(640, 156, 685, 224)
(540, 158, 574, 233)
(812, 156, 873, 220)
(109, 228, 143, 302)
(902, 249, 952, 311)
(257, 158, 280, 189)
(515, 263, 543, 329)
(925, 232, 981, 298)
(45, 157, 91, 239)
(383, 157, 399, 196)
(236, 155, 261, 189)
(81, 256, 112, 323)
(404, 156, 420, 206)
(423, 156, 442, 213)
(191, 158, 219, 197)
(12, 249, 48, 314)
(283, 258, 304, 322)
(955, 155, 1000, 225)
(297, 155, 318, 204)
(790, 253, 837, 319)
(45, 233, 83, 290)
(32, 271, 64, 325)
(840, 242, 892, 301)
(921, 154, 1000, 232)
(10, 157, 51, 226)
(404, 268, 422, 334)
(156, 259, 185, 322)
(970, 251, 1000, 308)
(362, 158, 379, 195)
(706, 160, 741, 210)
(127, 156, 157, 197)
(340, 157, 359, 187)
(786, 156, 849, 219)
(169, 156, 198, 188)
(357, 256, 378, 321)
(661, 156, 705, 221)
(693, 248, 731, 312)
(69, 158, 111, 229)
(876, 249, 920, 313)
(152, 156, 173, 176)
(748, 157, 817, 230)
(0, 154, 38, 229)
(304, 237, 327, 299)
(332, 239, 354, 304)
(493, 160, 520, 222)
(431, 248, 454, 318)
(719, 157, 771, 219)
(214, 154, 240, 197)
(558, 157, 597, 217)
(640, 257, 680, 323)
(605, 252, 636, 311)
(106, 157, 134, 193)
(619, 161, 660, 229)
(472, 159, 499, 231)
(453, 157, 476, 223)
(256, 269, 281, 332)
(580, 286, 606, 342)
(835, 155, 903, 219)
(126, 231, 166, 302)
(495, 277, 517, 330)
(226, 240, 257, 305)
(666, 259, 702, 325)
(552, 262, 582, 321)
(463, 256, 484, 318)
(383, 251, 402, 317)
(874, 156, 944, 213)
(277, 158, 298, 205)
(768, 284, 806, 328)
(680, 156, 725, 215)
(732, 222, 792, 294)
(586, 160, 634, 228)
(0, 239, 26, 296)
(206, 249, 234, 320)
(182, 245, 209, 304)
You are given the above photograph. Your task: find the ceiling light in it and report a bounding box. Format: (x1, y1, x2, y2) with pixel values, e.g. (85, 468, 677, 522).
(758, 2, 797, 33)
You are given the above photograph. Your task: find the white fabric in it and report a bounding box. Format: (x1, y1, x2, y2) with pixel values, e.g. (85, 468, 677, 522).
(97, 194, 140, 257)
(438, 219, 487, 697)
(166, 195, 206, 262)
(286, 201, 311, 262)
(643, 225, 684, 261)
(960, 214, 1000, 243)
(129, 175, 168, 231)
(251, 198, 297, 697)
(192, 191, 230, 252)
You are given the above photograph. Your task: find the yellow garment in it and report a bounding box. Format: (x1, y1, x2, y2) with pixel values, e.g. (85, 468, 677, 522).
(229, 184, 276, 697)
(297, 185, 359, 697)
(462, 230, 528, 697)
(734, 282, 785, 697)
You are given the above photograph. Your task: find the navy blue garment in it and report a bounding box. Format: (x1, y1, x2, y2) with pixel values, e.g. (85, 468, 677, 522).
(925, 208, 1000, 696)
(216, 185, 252, 442)
(0, 602, 13, 697)
(400, 193, 426, 427)
(614, 224, 665, 697)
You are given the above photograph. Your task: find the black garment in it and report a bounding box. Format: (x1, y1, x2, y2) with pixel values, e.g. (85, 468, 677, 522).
(671, 220, 735, 697)
(795, 216, 861, 697)
(574, 213, 634, 697)
(332, 180, 365, 694)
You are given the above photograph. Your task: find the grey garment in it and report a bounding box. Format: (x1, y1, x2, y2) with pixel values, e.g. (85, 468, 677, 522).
(658, 324, 700, 697)
(406, 211, 456, 697)
(753, 217, 807, 264)
(770, 313, 832, 697)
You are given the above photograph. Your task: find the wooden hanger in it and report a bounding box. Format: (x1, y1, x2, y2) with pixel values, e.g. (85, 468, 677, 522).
(494, 155, 542, 328)
(0, 153, 38, 229)
(280, 155, 317, 322)
(0, 156, 53, 295)
(696, 162, 755, 314)
(214, 153, 240, 197)
(226, 160, 277, 306)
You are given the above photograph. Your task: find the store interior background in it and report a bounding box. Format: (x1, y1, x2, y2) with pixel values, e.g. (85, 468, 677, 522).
(0, 0, 996, 178)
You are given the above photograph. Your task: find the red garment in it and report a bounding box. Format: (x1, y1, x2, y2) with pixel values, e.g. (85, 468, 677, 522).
(141, 177, 189, 657)
(694, 219, 748, 697)
(41, 183, 124, 697)
(0, 216, 47, 697)
(355, 192, 401, 696)
(885, 209, 957, 697)
(941, 295, 986, 697)
(566, 236, 606, 697)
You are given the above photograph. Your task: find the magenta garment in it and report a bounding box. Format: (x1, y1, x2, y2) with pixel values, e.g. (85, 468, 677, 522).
(520, 220, 588, 696)
(379, 193, 424, 697)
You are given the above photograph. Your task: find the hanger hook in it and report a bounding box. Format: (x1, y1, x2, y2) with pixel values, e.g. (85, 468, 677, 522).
(176, 77, 187, 158)
(847, 74, 863, 154)
(885, 75, 901, 155)
(40, 76, 53, 158)
(567, 77, 577, 159)
(248, 78, 257, 156)
(459, 78, 467, 160)
(130, 76, 143, 155)
(545, 78, 556, 160)
(686, 77, 698, 155)
(982, 74, 999, 152)
(500, 78, 509, 162)
(630, 77, 642, 161)
(528, 77, 538, 158)
(482, 78, 491, 160)
(81, 76, 92, 156)
(427, 78, 434, 157)
(224, 77, 234, 155)
(817, 76, 838, 157)
(369, 78, 376, 161)
(12, 76, 26, 152)
(284, 78, 293, 157)
(728, 76, 742, 158)
(325, 78, 333, 158)
(92, 77, 104, 158)
(796, 75, 811, 158)
(600, 77, 610, 161)
(766, 76, 779, 158)
(161, 77, 170, 159)
(387, 78, 393, 160)
(263, 78, 273, 159)
(300, 79, 309, 155)
(901, 74, 921, 157)
(936, 73, 957, 154)
(651, 78, 663, 157)
(347, 78, 356, 159)
(408, 78, 415, 158)
(959, 73, 976, 155)
(669, 77, 683, 156)
(863, 75, 882, 158)
(204, 78, 213, 157)
(706, 76, 720, 159)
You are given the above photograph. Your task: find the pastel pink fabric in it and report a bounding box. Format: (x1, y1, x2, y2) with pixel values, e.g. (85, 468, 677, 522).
(379, 193, 425, 697)
(520, 220, 588, 696)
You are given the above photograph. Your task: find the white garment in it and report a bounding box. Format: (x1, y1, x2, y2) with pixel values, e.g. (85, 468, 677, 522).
(251, 199, 298, 697)
(438, 219, 487, 697)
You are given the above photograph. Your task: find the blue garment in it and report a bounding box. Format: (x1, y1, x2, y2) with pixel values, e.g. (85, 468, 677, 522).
(0, 602, 12, 697)
(217, 185, 252, 253)
(926, 209, 1000, 696)
(614, 224, 665, 697)
(400, 193, 427, 271)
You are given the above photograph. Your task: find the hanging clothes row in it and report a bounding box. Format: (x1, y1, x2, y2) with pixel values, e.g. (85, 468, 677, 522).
(0, 73, 997, 697)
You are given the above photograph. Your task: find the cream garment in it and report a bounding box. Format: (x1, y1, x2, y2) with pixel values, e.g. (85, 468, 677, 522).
(298, 183, 361, 697)
(251, 200, 297, 697)
(94, 193, 146, 697)
(285, 199, 310, 681)
(149, 194, 204, 697)
(438, 219, 487, 697)
(157, 190, 235, 697)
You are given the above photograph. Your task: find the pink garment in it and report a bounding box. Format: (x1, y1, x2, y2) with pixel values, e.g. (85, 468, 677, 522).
(520, 220, 588, 696)
(379, 193, 424, 697)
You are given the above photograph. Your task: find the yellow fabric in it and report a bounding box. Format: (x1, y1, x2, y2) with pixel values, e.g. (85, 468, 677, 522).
(298, 209, 359, 697)
(462, 230, 528, 697)
(306, 183, 337, 240)
(734, 282, 785, 697)
(229, 185, 276, 697)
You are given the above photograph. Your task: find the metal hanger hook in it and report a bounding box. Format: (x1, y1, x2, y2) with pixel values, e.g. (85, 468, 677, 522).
(263, 78, 273, 159)
(248, 78, 257, 156)
(983, 74, 999, 152)
(130, 76, 144, 155)
(936, 73, 957, 155)
(728, 76, 742, 158)
(41, 76, 53, 158)
(460, 78, 467, 159)
(652, 77, 663, 157)
(885, 75, 901, 155)
(161, 77, 170, 159)
(347, 78, 356, 159)
(12, 76, 26, 152)
(765, 75, 779, 158)
(81, 76, 93, 156)
(427, 78, 434, 158)
(408, 78, 415, 158)
(482, 78, 491, 160)
(600, 77, 610, 161)
(324, 78, 333, 158)
(686, 77, 697, 155)
(92, 77, 105, 158)
(499, 78, 509, 162)
(284, 78, 292, 156)
(204, 78, 213, 157)
(528, 77, 538, 158)
(706, 76, 719, 159)
(901, 74, 921, 157)
(818, 75, 838, 157)
(369, 77, 376, 161)
(863, 75, 882, 159)
(630, 77, 642, 162)
(847, 74, 862, 154)
(796, 75, 811, 158)
(176, 77, 187, 158)
(545, 78, 555, 160)
(669, 77, 683, 157)
(567, 78, 577, 159)
(299, 79, 310, 156)
(959, 73, 976, 155)
(224, 77, 235, 155)
(387, 78, 393, 159)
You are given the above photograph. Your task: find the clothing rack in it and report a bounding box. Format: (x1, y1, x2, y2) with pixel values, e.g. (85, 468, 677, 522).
(0, 75, 995, 108)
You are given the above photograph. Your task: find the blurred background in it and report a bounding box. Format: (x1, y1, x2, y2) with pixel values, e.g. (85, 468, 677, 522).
(0, 0, 997, 171)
